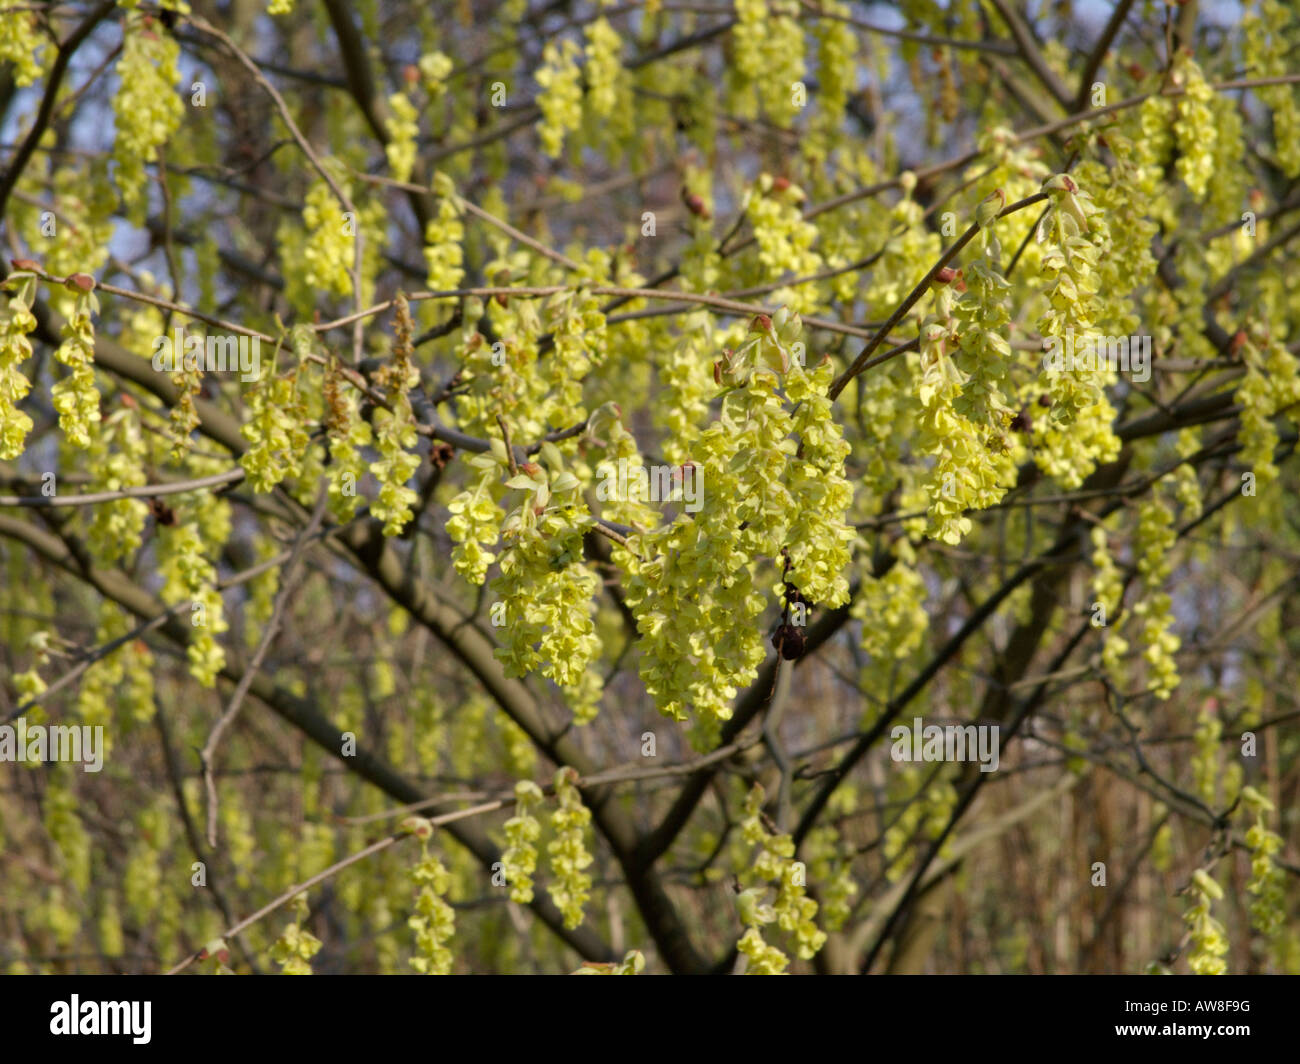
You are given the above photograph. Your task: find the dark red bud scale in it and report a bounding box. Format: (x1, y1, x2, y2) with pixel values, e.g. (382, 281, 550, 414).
(772, 623, 805, 660)
(146, 497, 177, 526)
(681, 186, 710, 218)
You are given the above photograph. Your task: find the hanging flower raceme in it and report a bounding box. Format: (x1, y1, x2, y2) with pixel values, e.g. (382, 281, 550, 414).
(500, 780, 544, 904)
(0, 9, 45, 85)
(1089, 523, 1130, 683)
(112, 17, 184, 224)
(736, 784, 826, 971)
(490, 442, 601, 692)
(50, 277, 101, 450)
(369, 294, 422, 536)
(1183, 869, 1229, 975)
(269, 892, 323, 975)
(402, 817, 456, 975)
(728, 0, 805, 123)
(547, 768, 594, 930)
(1236, 330, 1300, 495)
(1241, 787, 1286, 938)
(954, 192, 1015, 428)
(1244, 0, 1300, 176)
(628, 317, 795, 733)
(1171, 52, 1218, 202)
(583, 17, 630, 121)
(535, 39, 583, 158)
(83, 406, 148, 565)
(0, 268, 39, 460)
(784, 357, 854, 607)
(1036, 173, 1105, 421)
(447, 442, 506, 585)
(1132, 492, 1181, 701)
(157, 503, 228, 688)
(240, 332, 310, 495)
(914, 279, 1004, 545)
(323, 355, 372, 521)
(425, 172, 466, 293)
(384, 90, 419, 184)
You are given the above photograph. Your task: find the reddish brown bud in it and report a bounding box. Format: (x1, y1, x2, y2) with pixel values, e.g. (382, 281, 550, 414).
(146, 497, 177, 526)
(520, 461, 542, 476)
(750, 313, 773, 334)
(66, 273, 96, 292)
(403, 64, 420, 85)
(1229, 330, 1248, 355)
(681, 186, 710, 219)
(429, 441, 455, 469)
(10, 258, 41, 272)
(772, 176, 791, 193)
(772, 623, 806, 660)
(1037, 394, 1053, 408)
(713, 360, 724, 385)
(934, 266, 957, 285)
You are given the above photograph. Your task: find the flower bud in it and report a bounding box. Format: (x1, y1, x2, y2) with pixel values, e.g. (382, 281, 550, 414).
(681, 186, 710, 219)
(975, 188, 1005, 229)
